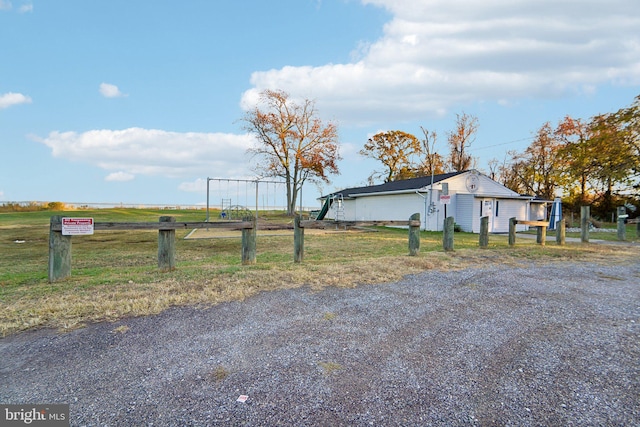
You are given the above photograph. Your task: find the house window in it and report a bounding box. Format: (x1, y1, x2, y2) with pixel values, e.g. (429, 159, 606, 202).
(495, 201, 499, 217)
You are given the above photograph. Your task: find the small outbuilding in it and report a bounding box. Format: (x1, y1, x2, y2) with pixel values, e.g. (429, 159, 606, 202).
(320, 170, 547, 233)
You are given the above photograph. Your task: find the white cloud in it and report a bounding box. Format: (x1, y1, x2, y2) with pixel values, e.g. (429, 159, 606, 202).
(0, 92, 32, 109)
(241, 0, 640, 123)
(105, 171, 135, 182)
(0, 190, 4, 199)
(99, 83, 127, 98)
(36, 128, 256, 179)
(18, 3, 32, 13)
(0, 1, 11, 11)
(178, 178, 207, 193)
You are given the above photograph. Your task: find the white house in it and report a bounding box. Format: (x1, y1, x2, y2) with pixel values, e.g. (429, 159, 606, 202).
(319, 170, 547, 233)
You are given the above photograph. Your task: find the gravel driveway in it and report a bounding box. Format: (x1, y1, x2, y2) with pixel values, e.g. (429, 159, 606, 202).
(1, 261, 639, 426)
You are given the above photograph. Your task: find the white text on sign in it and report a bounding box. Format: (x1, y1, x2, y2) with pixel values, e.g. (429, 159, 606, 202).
(62, 217, 94, 235)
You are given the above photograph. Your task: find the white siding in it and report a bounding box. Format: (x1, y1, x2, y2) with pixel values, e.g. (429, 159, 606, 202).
(455, 194, 476, 232)
(495, 199, 528, 232)
(436, 191, 455, 232)
(327, 171, 532, 233)
(529, 203, 547, 222)
(444, 173, 520, 198)
(336, 193, 426, 223)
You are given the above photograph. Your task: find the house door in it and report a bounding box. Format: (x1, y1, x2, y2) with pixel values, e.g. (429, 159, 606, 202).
(481, 199, 494, 232)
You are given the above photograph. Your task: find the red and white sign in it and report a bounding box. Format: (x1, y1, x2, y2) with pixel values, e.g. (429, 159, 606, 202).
(62, 217, 94, 235)
(440, 195, 451, 205)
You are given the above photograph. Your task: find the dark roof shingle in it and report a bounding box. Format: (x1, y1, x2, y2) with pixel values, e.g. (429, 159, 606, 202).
(325, 171, 466, 198)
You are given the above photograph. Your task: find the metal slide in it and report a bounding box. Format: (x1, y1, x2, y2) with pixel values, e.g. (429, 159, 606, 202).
(315, 197, 334, 220)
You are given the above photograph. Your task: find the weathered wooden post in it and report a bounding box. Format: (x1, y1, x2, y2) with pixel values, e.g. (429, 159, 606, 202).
(509, 217, 517, 246)
(617, 206, 627, 241)
(241, 216, 257, 265)
(536, 223, 547, 246)
(48, 215, 72, 282)
(556, 218, 566, 246)
(158, 216, 176, 272)
(408, 213, 420, 256)
(479, 216, 489, 249)
(294, 214, 304, 263)
(443, 216, 454, 251)
(581, 206, 590, 243)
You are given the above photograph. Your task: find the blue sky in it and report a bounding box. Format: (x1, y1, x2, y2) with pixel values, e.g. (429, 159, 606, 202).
(1, 0, 639, 208)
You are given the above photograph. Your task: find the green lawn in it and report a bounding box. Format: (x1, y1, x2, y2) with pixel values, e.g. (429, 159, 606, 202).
(1, 208, 638, 336)
(526, 223, 640, 242)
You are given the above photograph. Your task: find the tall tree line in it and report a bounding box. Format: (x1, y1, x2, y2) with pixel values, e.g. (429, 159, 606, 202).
(360, 112, 478, 183)
(359, 95, 639, 218)
(497, 95, 640, 218)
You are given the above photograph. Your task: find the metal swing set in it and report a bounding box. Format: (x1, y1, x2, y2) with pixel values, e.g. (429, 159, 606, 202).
(205, 178, 287, 221)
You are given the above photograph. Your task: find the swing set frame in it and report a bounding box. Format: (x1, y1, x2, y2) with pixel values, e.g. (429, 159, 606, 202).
(205, 177, 289, 222)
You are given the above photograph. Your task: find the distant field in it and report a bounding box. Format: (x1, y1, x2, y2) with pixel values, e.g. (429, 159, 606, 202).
(1, 208, 638, 336)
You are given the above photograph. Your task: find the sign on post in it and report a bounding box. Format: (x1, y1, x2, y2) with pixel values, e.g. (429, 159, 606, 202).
(62, 217, 94, 235)
(440, 195, 451, 205)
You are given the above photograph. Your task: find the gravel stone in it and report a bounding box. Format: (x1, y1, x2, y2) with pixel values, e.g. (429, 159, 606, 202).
(1, 261, 639, 426)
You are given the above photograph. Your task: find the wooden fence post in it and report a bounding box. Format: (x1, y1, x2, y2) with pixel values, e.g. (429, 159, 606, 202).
(617, 206, 626, 241)
(48, 215, 72, 282)
(556, 219, 566, 246)
(408, 213, 420, 256)
(443, 216, 454, 251)
(158, 216, 176, 272)
(479, 216, 489, 249)
(294, 214, 304, 263)
(509, 217, 517, 246)
(581, 206, 590, 243)
(536, 223, 547, 246)
(242, 216, 257, 265)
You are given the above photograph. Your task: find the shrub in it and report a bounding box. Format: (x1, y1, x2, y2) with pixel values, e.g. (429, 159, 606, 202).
(47, 201, 66, 211)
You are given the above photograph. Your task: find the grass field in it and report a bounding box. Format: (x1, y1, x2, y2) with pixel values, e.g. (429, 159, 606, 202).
(1, 208, 638, 336)
(525, 221, 640, 242)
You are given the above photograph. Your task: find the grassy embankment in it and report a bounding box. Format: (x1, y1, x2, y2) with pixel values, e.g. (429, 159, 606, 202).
(1, 208, 638, 336)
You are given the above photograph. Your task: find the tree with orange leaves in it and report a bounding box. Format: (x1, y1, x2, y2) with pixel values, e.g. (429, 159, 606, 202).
(360, 130, 421, 183)
(555, 115, 596, 205)
(242, 89, 340, 215)
(511, 121, 566, 200)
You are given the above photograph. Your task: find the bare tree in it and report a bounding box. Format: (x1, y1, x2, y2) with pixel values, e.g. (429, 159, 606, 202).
(487, 158, 499, 181)
(419, 127, 445, 176)
(499, 150, 527, 193)
(447, 112, 479, 171)
(242, 89, 340, 215)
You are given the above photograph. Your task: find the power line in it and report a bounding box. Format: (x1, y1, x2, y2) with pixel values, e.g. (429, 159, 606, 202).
(468, 136, 536, 152)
